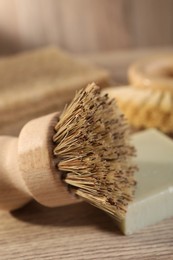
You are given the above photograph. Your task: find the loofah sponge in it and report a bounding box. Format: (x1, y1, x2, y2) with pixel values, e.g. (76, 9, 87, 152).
(0, 47, 109, 135)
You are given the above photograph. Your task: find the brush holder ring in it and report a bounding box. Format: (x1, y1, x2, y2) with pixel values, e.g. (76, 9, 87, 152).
(18, 112, 76, 208)
(128, 54, 173, 93)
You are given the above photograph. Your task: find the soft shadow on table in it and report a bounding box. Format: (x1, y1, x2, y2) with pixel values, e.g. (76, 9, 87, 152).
(11, 200, 121, 235)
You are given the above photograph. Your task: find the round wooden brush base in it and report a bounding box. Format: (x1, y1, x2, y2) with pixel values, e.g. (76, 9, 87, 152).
(0, 113, 77, 211)
(128, 54, 173, 92)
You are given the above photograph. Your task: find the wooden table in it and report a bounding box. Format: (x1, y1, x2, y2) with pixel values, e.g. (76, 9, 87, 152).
(0, 49, 173, 259)
(0, 201, 173, 260)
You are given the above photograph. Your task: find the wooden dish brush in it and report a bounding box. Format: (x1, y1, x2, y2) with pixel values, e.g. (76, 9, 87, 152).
(0, 83, 136, 221)
(104, 54, 173, 133)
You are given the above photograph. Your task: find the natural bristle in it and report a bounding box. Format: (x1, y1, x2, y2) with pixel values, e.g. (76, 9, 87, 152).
(53, 83, 136, 221)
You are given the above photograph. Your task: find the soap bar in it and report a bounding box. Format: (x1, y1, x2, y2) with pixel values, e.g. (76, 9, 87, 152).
(119, 129, 173, 235)
(0, 47, 109, 135)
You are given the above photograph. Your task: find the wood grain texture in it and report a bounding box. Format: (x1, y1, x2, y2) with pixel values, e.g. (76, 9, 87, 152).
(0, 0, 173, 54)
(0, 201, 173, 260)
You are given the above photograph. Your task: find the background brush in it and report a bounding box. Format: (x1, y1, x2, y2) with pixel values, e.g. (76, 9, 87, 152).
(0, 83, 136, 221)
(104, 54, 173, 134)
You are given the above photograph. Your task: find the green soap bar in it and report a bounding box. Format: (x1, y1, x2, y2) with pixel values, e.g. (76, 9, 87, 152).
(119, 129, 173, 235)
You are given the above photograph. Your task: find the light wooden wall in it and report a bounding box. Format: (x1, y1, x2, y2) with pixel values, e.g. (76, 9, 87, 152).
(0, 0, 173, 55)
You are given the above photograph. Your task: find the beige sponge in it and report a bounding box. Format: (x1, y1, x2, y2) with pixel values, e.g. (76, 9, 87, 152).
(0, 47, 109, 135)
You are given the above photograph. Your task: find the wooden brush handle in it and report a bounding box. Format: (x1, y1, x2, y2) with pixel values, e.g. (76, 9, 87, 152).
(0, 112, 77, 211)
(0, 136, 31, 211)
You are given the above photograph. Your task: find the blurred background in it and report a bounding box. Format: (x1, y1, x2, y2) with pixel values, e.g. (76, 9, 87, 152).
(0, 0, 173, 56)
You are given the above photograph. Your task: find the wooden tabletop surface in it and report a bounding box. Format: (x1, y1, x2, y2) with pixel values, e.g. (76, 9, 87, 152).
(0, 48, 173, 260)
(0, 201, 173, 260)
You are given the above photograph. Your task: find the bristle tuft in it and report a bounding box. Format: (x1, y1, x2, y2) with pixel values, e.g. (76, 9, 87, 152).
(53, 83, 136, 221)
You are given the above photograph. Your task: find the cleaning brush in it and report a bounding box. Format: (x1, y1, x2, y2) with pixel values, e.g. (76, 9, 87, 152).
(0, 83, 136, 221)
(104, 86, 173, 133)
(104, 54, 173, 133)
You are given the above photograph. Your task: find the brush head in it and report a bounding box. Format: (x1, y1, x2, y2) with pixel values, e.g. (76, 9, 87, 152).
(105, 86, 173, 134)
(53, 83, 136, 221)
